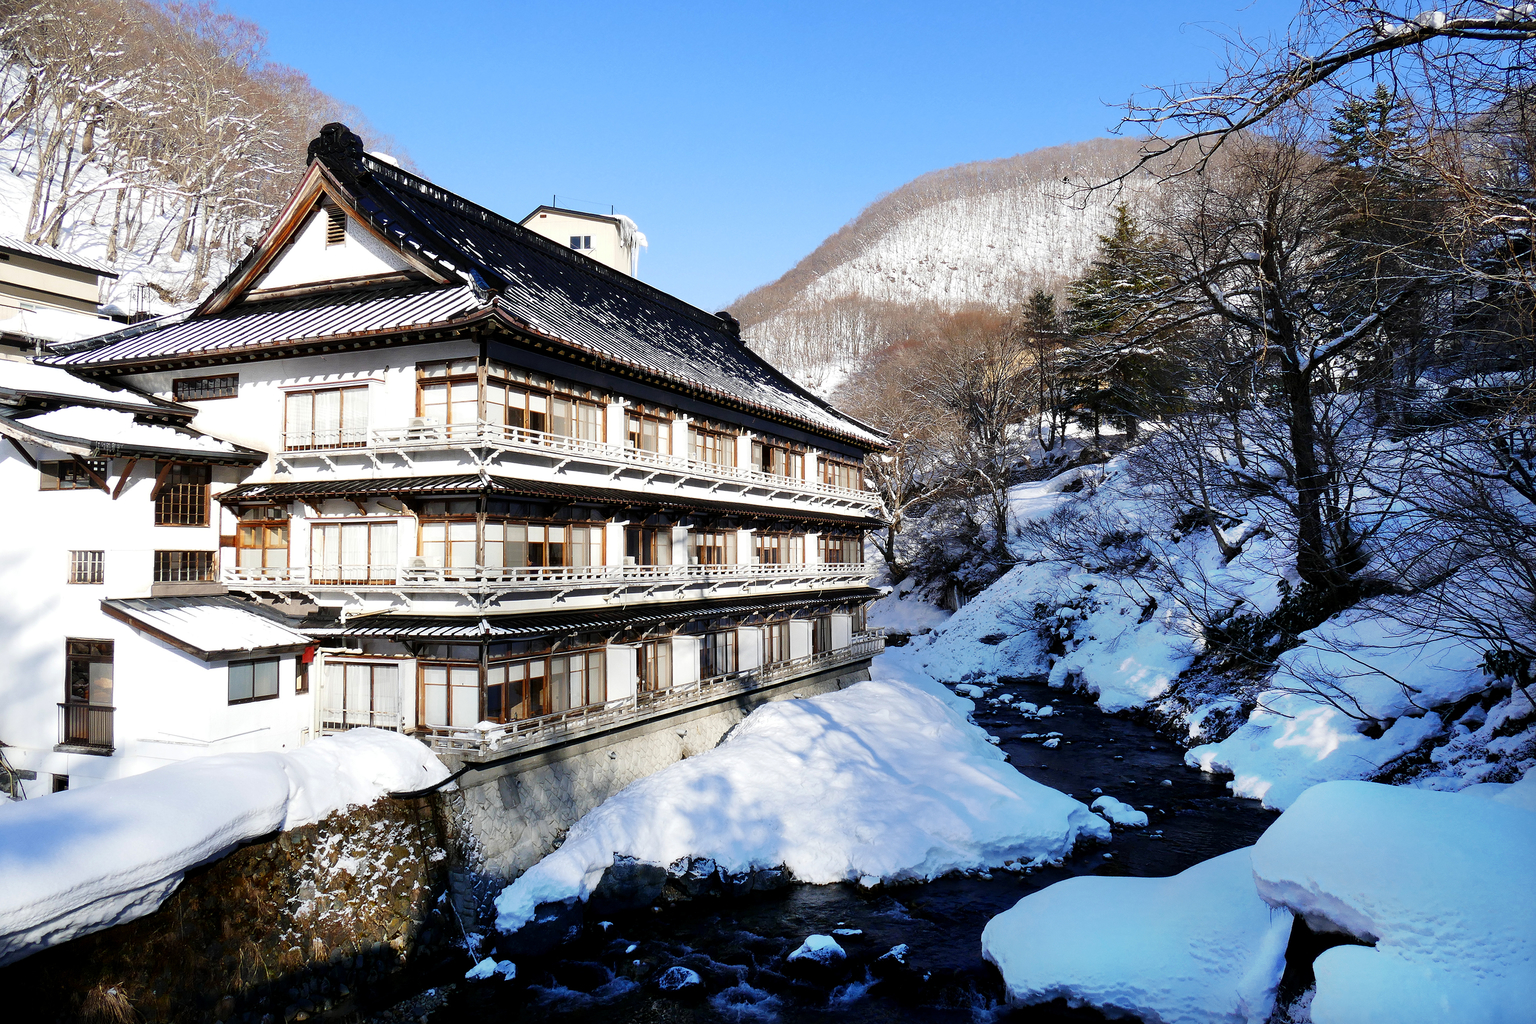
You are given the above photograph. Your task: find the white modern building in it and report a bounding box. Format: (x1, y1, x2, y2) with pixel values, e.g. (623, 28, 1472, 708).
(0, 124, 886, 798)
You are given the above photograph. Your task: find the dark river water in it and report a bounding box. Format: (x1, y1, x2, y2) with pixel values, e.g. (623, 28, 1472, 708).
(405, 678, 1275, 1023)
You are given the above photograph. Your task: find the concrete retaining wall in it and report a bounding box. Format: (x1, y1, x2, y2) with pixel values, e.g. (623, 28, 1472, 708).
(444, 660, 871, 927)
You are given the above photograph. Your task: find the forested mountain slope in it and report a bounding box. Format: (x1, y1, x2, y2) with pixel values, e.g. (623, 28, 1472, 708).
(0, 0, 406, 321)
(731, 137, 1154, 391)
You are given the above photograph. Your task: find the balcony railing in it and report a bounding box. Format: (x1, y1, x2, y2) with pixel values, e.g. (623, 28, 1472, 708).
(319, 709, 403, 733)
(423, 633, 886, 760)
(277, 421, 881, 509)
(224, 560, 878, 590)
(57, 703, 114, 753)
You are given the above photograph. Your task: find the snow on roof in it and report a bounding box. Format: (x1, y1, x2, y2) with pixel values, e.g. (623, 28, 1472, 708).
(0, 358, 158, 408)
(9, 406, 255, 459)
(2, 305, 121, 345)
(103, 597, 312, 658)
(0, 235, 117, 276)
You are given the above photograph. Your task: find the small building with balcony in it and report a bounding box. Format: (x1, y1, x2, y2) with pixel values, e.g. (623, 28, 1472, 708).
(1, 123, 887, 789)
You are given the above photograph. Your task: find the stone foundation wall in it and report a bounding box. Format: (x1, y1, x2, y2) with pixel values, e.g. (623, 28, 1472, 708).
(446, 663, 870, 925)
(4, 796, 456, 1024)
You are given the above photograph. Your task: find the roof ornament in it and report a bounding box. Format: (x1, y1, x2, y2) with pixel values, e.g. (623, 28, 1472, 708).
(715, 311, 741, 338)
(307, 122, 365, 165)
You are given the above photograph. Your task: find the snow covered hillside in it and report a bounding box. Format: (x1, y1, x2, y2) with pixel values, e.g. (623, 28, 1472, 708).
(731, 137, 1153, 392)
(888, 453, 1535, 813)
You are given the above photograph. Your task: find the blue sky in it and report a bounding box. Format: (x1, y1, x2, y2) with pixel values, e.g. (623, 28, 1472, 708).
(225, 1, 1295, 311)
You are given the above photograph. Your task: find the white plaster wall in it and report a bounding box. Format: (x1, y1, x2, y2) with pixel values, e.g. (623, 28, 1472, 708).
(256, 206, 412, 291)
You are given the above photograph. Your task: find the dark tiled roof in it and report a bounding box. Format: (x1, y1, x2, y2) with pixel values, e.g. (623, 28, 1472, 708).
(219, 473, 884, 528)
(314, 587, 884, 639)
(49, 127, 885, 450)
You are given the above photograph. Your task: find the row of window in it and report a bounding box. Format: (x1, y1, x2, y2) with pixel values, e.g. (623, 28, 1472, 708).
(41, 461, 212, 526)
(65, 550, 218, 584)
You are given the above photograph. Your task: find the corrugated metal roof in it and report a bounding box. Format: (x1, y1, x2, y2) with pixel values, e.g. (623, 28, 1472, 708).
(0, 236, 117, 277)
(317, 587, 883, 639)
(49, 284, 482, 366)
(103, 596, 312, 658)
(220, 473, 883, 527)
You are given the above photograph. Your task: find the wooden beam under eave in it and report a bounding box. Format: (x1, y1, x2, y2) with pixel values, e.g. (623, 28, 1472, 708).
(148, 460, 175, 501)
(71, 454, 110, 493)
(111, 457, 139, 500)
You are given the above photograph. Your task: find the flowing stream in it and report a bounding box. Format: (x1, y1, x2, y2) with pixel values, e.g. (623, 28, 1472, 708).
(409, 678, 1274, 1023)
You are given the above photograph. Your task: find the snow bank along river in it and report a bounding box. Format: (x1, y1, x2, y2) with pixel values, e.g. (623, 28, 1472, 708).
(423, 660, 1278, 1023)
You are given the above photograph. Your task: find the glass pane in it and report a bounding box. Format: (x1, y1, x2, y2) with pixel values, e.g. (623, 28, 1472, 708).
(450, 381, 477, 424)
(374, 665, 399, 715)
(254, 660, 279, 698)
(342, 387, 369, 442)
(450, 666, 479, 726)
(314, 389, 342, 446)
(89, 661, 113, 706)
(370, 522, 396, 575)
(323, 664, 344, 708)
(286, 392, 312, 445)
(229, 662, 253, 701)
(420, 383, 447, 423)
(422, 666, 447, 727)
(345, 663, 369, 711)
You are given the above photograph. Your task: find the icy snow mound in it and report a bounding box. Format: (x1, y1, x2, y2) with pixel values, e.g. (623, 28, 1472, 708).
(494, 675, 1110, 933)
(1187, 691, 1445, 811)
(982, 847, 1292, 1024)
(1251, 780, 1536, 1024)
(0, 729, 447, 965)
(1090, 795, 1149, 827)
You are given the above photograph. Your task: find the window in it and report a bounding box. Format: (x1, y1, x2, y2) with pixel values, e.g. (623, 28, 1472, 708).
(752, 440, 804, 480)
(154, 463, 210, 525)
(551, 649, 606, 712)
(690, 426, 737, 467)
(487, 655, 547, 722)
(551, 394, 605, 442)
(40, 459, 107, 491)
(236, 506, 289, 573)
(626, 526, 672, 567)
(296, 656, 311, 695)
(310, 521, 397, 584)
(322, 662, 400, 729)
(66, 640, 113, 707)
(637, 640, 672, 692)
(62, 639, 113, 750)
(417, 504, 604, 575)
(812, 616, 833, 655)
(819, 533, 863, 564)
(53, 774, 69, 793)
(154, 550, 215, 582)
(418, 360, 479, 429)
(172, 375, 238, 401)
(852, 604, 868, 633)
(701, 631, 737, 679)
(690, 530, 736, 565)
(326, 206, 347, 246)
(754, 532, 804, 565)
(419, 646, 482, 729)
(626, 411, 672, 455)
(764, 623, 791, 665)
(285, 386, 368, 450)
(820, 456, 865, 491)
(569, 235, 592, 250)
(68, 550, 104, 584)
(229, 658, 280, 704)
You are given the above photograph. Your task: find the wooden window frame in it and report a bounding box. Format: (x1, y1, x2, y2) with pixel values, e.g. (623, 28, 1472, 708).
(40, 459, 107, 491)
(309, 519, 398, 585)
(625, 526, 672, 567)
(153, 549, 215, 583)
(689, 425, 737, 468)
(700, 631, 737, 679)
(754, 531, 805, 565)
(236, 506, 290, 571)
(636, 639, 672, 692)
(690, 530, 736, 566)
(67, 550, 105, 584)
(818, 532, 863, 565)
(153, 462, 210, 526)
(625, 410, 672, 455)
(283, 386, 369, 450)
(172, 374, 238, 401)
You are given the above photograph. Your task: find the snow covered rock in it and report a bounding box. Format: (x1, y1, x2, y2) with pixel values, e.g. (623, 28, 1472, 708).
(465, 957, 516, 981)
(493, 674, 1110, 935)
(656, 965, 704, 992)
(0, 729, 447, 966)
(788, 934, 847, 964)
(1251, 780, 1536, 1024)
(982, 848, 1292, 1024)
(1090, 795, 1149, 827)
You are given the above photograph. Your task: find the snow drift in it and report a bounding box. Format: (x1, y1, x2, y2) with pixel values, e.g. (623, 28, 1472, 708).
(494, 670, 1110, 934)
(0, 728, 448, 965)
(1251, 779, 1536, 1024)
(982, 847, 1292, 1024)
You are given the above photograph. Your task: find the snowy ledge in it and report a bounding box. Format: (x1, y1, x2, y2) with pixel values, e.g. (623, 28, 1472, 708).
(0, 729, 448, 966)
(493, 654, 1110, 936)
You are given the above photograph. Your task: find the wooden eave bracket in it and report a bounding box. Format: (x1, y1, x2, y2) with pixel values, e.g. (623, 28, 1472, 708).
(148, 461, 176, 502)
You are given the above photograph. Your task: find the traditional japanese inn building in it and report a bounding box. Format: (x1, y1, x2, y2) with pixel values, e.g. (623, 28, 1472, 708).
(0, 124, 885, 796)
